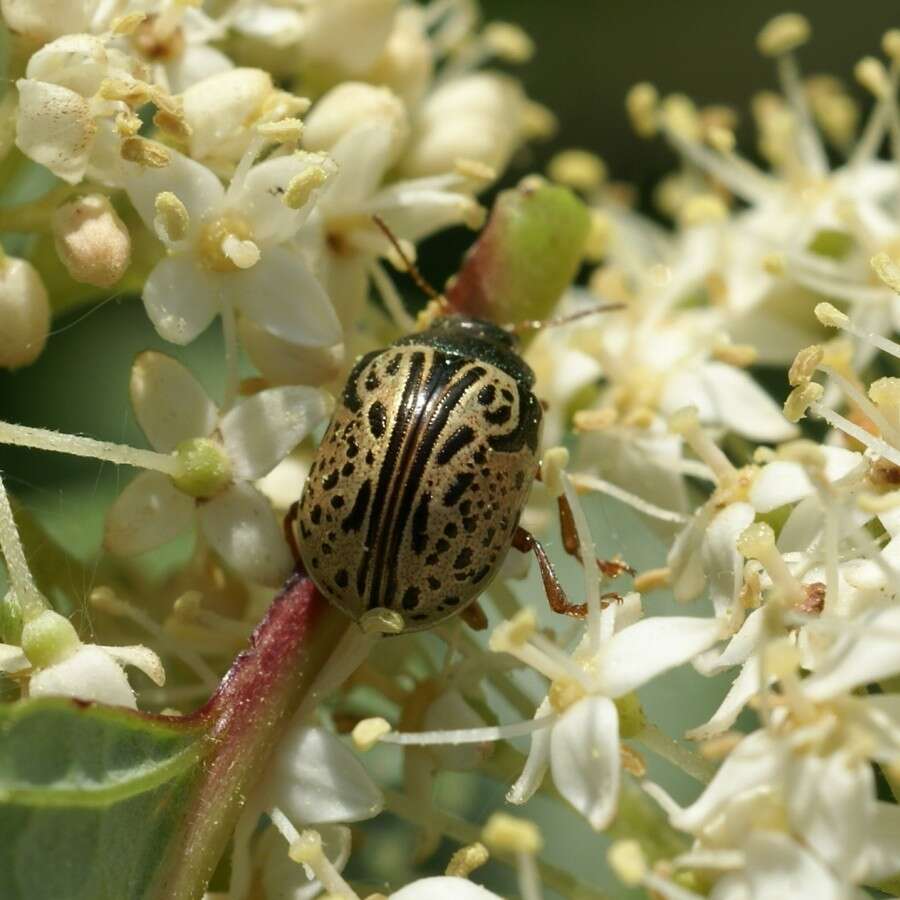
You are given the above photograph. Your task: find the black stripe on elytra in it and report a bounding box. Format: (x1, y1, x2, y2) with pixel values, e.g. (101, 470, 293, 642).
(443, 471, 475, 506)
(411, 490, 431, 554)
(363, 350, 427, 610)
(381, 362, 487, 606)
(488, 384, 542, 453)
(436, 425, 476, 465)
(373, 353, 466, 608)
(342, 477, 371, 533)
(342, 351, 381, 413)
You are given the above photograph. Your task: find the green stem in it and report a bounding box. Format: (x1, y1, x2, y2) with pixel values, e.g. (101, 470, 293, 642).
(637, 722, 716, 785)
(148, 574, 355, 900)
(383, 788, 610, 900)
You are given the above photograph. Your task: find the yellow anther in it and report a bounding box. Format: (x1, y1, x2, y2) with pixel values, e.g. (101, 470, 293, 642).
(661, 94, 701, 142)
(573, 407, 618, 431)
(883, 29, 900, 63)
(633, 567, 671, 594)
(607, 841, 647, 887)
(154, 191, 190, 243)
(541, 446, 569, 498)
(121, 137, 171, 168)
(678, 194, 728, 228)
(585, 210, 612, 261)
(547, 150, 607, 192)
(625, 82, 659, 137)
(257, 117, 304, 145)
(548, 676, 586, 713)
(869, 377, 900, 410)
(111, 12, 146, 35)
(707, 124, 736, 153)
(352, 717, 392, 751)
(871, 251, 900, 294)
(757, 13, 811, 56)
(856, 56, 890, 98)
(483, 22, 534, 63)
(788, 345, 823, 386)
(488, 608, 537, 653)
(482, 813, 543, 856)
(284, 165, 330, 210)
(814, 302, 848, 328)
(445, 843, 489, 878)
(783, 382, 824, 423)
(522, 101, 558, 139)
(288, 830, 323, 865)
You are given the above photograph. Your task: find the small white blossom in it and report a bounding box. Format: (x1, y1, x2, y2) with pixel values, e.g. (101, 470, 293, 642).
(0, 254, 50, 369)
(121, 144, 340, 346)
(0, 0, 121, 43)
(104, 352, 329, 584)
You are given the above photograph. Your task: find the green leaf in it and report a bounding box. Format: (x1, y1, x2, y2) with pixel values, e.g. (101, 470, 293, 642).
(0, 698, 205, 900)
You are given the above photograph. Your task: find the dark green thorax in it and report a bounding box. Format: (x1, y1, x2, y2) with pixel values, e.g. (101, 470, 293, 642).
(394, 316, 535, 389)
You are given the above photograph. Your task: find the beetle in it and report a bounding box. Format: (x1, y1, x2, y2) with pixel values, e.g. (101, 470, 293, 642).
(284, 223, 625, 633)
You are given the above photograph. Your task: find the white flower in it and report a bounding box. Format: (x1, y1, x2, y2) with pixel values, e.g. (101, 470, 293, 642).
(15, 33, 145, 184)
(399, 72, 529, 179)
(0, 609, 164, 709)
(499, 600, 721, 829)
(121, 144, 340, 346)
(122, 1, 233, 92)
(229, 721, 384, 900)
(104, 352, 329, 585)
(300, 81, 485, 325)
(0, 254, 50, 369)
(0, 0, 121, 43)
(390, 878, 502, 899)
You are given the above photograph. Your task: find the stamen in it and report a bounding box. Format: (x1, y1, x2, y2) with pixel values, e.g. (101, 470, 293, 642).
(288, 828, 360, 900)
(818, 364, 900, 448)
(547, 150, 607, 192)
(668, 407, 736, 483)
(153, 191, 190, 243)
(369, 262, 417, 332)
(570, 473, 689, 524)
(482, 814, 544, 900)
(0, 421, 180, 476)
(90, 587, 219, 689)
(284, 165, 330, 210)
(607, 840, 647, 887)
(0, 473, 45, 621)
(375, 713, 557, 747)
(736, 522, 805, 606)
(809, 401, 900, 467)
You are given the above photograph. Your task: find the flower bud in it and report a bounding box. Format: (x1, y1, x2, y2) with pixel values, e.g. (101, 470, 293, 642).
(400, 73, 527, 179)
(0, 255, 50, 369)
(52, 194, 131, 288)
(302, 82, 409, 161)
(0, 0, 112, 44)
(182, 68, 276, 167)
(365, 7, 433, 107)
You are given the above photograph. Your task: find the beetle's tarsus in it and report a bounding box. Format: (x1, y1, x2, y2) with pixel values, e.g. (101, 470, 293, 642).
(513, 525, 587, 618)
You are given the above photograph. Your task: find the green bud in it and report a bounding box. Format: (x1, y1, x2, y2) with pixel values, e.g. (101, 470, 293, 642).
(447, 175, 590, 329)
(21, 609, 80, 668)
(172, 437, 232, 499)
(614, 692, 646, 739)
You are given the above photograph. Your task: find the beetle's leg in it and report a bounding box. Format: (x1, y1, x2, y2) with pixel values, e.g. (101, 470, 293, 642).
(460, 600, 488, 631)
(283, 500, 302, 566)
(555, 493, 635, 579)
(513, 525, 587, 618)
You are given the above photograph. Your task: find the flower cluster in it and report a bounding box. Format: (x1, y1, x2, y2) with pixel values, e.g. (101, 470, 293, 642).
(4, 4, 900, 899)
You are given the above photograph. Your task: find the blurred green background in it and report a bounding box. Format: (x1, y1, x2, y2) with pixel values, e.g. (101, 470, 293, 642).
(2, 3, 900, 897)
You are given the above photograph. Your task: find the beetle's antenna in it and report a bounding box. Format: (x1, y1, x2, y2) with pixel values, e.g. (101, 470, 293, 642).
(372, 215, 442, 301)
(508, 303, 625, 335)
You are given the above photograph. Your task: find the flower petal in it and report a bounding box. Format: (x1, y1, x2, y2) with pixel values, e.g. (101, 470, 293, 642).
(104, 471, 195, 556)
(864, 802, 900, 882)
(15, 79, 95, 184)
(742, 832, 847, 900)
(670, 730, 787, 833)
(220, 386, 330, 481)
(803, 606, 900, 700)
(122, 147, 224, 237)
(101, 645, 165, 687)
(507, 696, 552, 805)
(229, 246, 341, 347)
(0, 644, 29, 673)
(142, 255, 220, 345)
(29, 645, 136, 708)
(390, 878, 503, 900)
(238, 316, 344, 386)
(596, 616, 722, 698)
(257, 724, 383, 825)
(199, 483, 292, 586)
(702, 503, 755, 619)
(130, 351, 218, 451)
(686, 656, 763, 741)
(550, 695, 620, 830)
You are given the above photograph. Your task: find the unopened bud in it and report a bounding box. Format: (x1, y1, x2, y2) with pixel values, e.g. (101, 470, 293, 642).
(0, 255, 50, 369)
(53, 194, 131, 289)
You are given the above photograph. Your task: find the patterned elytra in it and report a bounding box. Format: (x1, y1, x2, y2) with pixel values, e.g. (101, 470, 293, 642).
(296, 316, 543, 632)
